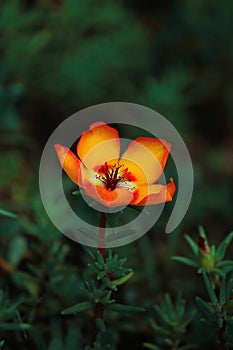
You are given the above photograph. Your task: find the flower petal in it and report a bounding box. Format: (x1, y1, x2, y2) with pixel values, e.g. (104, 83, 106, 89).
(77, 122, 120, 170)
(121, 137, 171, 185)
(83, 182, 133, 208)
(131, 178, 176, 206)
(117, 158, 147, 185)
(54, 144, 82, 186)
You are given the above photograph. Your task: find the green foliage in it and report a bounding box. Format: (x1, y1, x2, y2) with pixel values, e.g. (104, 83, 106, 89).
(0, 70, 23, 132)
(47, 319, 83, 350)
(62, 248, 141, 310)
(0, 290, 30, 347)
(0, 0, 232, 348)
(0, 195, 84, 349)
(140, 70, 192, 135)
(196, 271, 233, 347)
(0, 0, 149, 119)
(61, 248, 144, 348)
(149, 0, 233, 117)
(105, 303, 145, 313)
(61, 301, 94, 316)
(144, 293, 196, 350)
(85, 329, 117, 350)
(172, 229, 233, 349)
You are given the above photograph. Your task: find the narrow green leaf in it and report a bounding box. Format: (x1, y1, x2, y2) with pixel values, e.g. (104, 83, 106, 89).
(94, 262, 103, 270)
(105, 303, 145, 313)
(179, 310, 196, 329)
(0, 322, 30, 330)
(61, 301, 94, 315)
(210, 245, 215, 257)
(7, 235, 27, 267)
(154, 304, 172, 326)
(2, 298, 24, 321)
(175, 294, 186, 321)
(72, 190, 81, 195)
(164, 294, 175, 320)
(0, 208, 17, 219)
(201, 270, 218, 304)
(112, 254, 118, 263)
(107, 249, 112, 260)
(143, 343, 160, 350)
(82, 246, 95, 260)
(171, 256, 199, 268)
(164, 338, 172, 346)
(219, 275, 226, 304)
(195, 297, 213, 318)
(217, 260, 233, 267)
(96, 250, 104, 266)
(95, 318, 106, 332)
(226, 273, 233, 300)
(216, 260, 233, 273)
(216, 232, 233, 261)
(97, 271, 106, 280)
(198, 226, 207, 238)
(87, 263, 98, 273)
(0, 340, 5, 347)
(119, 257, 127, 265)
(184, 234, 198, 256)
(218, 261, 233, 267)
(210, 268, 224, 277)
(104, 290, 113, 302)
(112, 271, 134, 286)
(102, 277, 117, 291)
(149, 319, 170, 336)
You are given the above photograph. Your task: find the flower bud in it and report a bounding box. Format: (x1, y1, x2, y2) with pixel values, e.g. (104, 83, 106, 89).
(198, 236, 215, 270)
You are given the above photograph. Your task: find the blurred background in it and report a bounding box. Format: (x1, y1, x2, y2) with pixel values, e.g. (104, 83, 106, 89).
(0, 0, 232, 349)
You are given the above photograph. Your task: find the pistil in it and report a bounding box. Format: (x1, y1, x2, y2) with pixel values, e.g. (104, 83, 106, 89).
(96, 162, 134, 191)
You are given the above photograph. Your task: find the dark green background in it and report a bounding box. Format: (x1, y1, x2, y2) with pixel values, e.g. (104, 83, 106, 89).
(0, 0, 232, 349)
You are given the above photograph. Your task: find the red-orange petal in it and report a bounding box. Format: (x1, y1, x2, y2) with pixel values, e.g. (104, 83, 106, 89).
(54, 144, 82, 186)
(77, 122, 120, 170)
(131, 178, 176, 206)
(83, 182, 133, 208)
(121, 137, 171, 185)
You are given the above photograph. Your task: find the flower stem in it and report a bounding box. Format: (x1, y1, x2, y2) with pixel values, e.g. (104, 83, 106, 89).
(218, 319, 229, 350)
(97, 212, 106, 321)
(98, 212, 106, 260)
(91, 212, 106, 346)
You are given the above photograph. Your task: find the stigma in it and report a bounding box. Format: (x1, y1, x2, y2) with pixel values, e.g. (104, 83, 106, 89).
(95, 162, 135, 191)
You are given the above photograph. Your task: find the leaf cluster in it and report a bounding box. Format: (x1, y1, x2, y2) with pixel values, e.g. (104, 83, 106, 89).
(62, 249, 144, 315)
(0, 202, 84, 349)
(196, 270, 233, 347)
(172, 226, 233, 275)
(144, 293, 195, 350)
(0, 290, 30, 347)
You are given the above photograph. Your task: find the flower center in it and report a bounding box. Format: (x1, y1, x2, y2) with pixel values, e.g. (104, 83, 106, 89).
(95, 162, 134, 191)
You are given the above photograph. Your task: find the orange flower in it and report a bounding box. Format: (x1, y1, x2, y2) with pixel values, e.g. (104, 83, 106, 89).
(54, 122, 176, 208)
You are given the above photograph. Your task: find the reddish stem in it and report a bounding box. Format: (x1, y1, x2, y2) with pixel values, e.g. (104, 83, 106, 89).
(218, 319, 229, 350)
(91, 212, 106, 345)
(98, 212, 106, 260)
